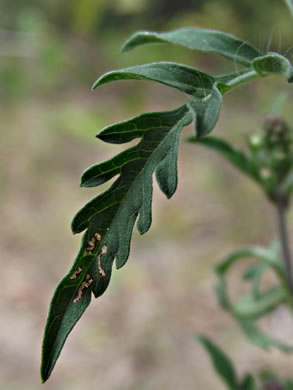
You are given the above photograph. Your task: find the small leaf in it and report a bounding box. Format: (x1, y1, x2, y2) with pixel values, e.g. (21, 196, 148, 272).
(252, 53, 293, 82)
(187, 85, 222, 137)
(122, 28, 261, 66)
(235, 287, 286, 319)
(197, 335, 238, 390)
(242, 263, 268, 299)
(187, 135, 261, 180)
(92, 62, 215, 95)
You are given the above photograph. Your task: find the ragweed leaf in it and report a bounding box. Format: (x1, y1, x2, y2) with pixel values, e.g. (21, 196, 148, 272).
(121, 28, 261, 66)
(72, 106, 193, 272)
(92, 62, 215, 95)
(41, 84, 226, 381)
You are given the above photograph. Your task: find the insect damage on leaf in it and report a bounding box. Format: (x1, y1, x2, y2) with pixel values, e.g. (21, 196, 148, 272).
(97, 243, 108, 278)
(73, 274, 94, 303)
(84, 232, 102, 255)
(69, 267, 83, 280)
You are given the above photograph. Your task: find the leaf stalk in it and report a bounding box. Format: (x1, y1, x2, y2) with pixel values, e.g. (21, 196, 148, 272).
(224, 69, 259, 90)
(275, 198, 293, 294)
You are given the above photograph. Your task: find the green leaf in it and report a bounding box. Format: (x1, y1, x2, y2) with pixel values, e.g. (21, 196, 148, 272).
(72, 104, 193, 273)
(243, 263, 268, 299)
(252, 53, 293, 82)
(92, 62, 215, 95)
(41, 242, 95, 382)
(215, 245, 293, 353)
(187, 85, 222, 137)
(239, 374, 256, 390)
(197, 335, 239, 390)
(122, 28, 261, 66)
(235, 287, 286, 318)
(187, 135, 261, 180)
(237, 318, 293, 353)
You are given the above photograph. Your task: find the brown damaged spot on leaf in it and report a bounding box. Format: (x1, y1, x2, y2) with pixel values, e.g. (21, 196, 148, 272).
(73, 274, 94, 303)
(69, 267, 83, 280)
(84, 232, 102, 255)
(97, 244, 108, 278)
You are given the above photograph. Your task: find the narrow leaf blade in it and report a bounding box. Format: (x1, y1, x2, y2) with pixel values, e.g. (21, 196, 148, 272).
(197, 335, 238, 390)
(92, 62, 215, 95)
(122, 28, 261, 66)
(240, 374, 256, 390)
(187, 135, 261, 182)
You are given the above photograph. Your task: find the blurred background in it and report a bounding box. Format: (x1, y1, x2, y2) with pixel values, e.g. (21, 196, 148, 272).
(1, 0, 293, 389)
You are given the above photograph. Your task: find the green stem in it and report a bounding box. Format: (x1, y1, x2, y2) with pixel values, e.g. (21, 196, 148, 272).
(225, 69, 259, 90)
(276, 199, 293, 294)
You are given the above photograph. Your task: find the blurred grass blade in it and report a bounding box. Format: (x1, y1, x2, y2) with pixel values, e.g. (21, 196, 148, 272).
(92, 62, 215, 95)
(187, 135, 261, 182)
(252, 53, 293, 82)
(240, 374, 256, 390)
(122, 28, 261, 66)
(197, 335, 238, 390)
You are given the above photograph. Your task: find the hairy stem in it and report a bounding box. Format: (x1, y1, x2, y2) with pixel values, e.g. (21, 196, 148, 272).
(276, 198, 293, 294)
(225, 69, 259, 90)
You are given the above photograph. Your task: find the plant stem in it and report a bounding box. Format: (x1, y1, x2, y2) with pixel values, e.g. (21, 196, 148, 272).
(225, 70, 259, 90)
(276, 198, 293, 294)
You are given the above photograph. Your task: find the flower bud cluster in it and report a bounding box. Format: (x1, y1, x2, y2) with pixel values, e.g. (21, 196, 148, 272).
(247, 114, 293, 199)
